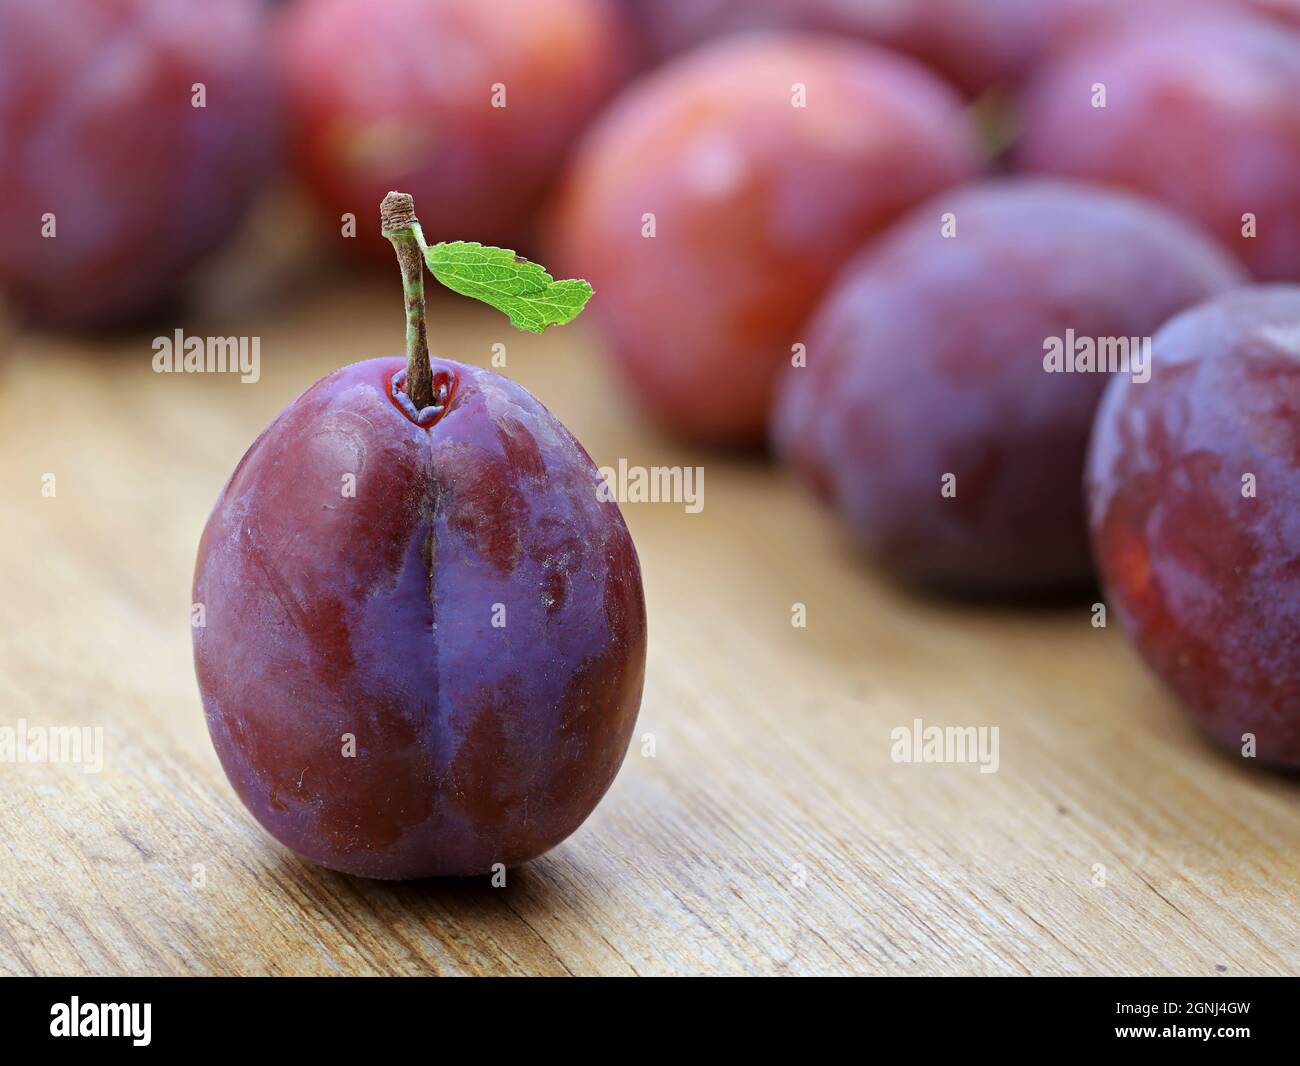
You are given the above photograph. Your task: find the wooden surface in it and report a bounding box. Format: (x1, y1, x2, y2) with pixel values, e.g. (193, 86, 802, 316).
(2, 275, 1298, 977)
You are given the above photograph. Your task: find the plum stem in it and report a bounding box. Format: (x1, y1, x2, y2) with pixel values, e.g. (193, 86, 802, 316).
(381, 191, 432, 410)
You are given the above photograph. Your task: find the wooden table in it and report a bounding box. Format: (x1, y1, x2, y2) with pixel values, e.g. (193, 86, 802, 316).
(2, 272, 1297, 977)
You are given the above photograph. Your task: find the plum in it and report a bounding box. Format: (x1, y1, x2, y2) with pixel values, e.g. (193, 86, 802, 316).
(772, 179, 1247, 594)
(278, 0, 629, 262)
(548, 33, 984, 444)
(1016, 9, 1300, 281)
(0, 0, 279, 329)
(1088, 287, 1300, 767)
(193, 194, 645, 878)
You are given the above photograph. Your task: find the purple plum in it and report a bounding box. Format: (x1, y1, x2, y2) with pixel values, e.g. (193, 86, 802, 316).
(193, 355, 646, 877)
(773, 179, 1247, 594)
(0, 0, 279, 329)
(1088, 285, 1300, 767)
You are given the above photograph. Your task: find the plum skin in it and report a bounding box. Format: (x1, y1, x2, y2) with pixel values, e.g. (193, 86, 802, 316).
(772, 179, 1247, 594)
(549, 34, 983, 444)
(193, 357, 646, 878)
(1088, 287, 1300, 767)
(0, 0, 279, 329)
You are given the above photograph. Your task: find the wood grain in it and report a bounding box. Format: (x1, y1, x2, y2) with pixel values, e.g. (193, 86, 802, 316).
(1, 277, 1298, 977)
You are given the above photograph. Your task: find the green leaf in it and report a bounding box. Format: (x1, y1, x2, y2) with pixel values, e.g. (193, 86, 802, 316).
(424, 241, 593, 333)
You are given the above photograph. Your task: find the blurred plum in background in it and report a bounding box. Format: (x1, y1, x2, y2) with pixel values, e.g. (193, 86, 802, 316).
(278, 0, 629, 263)
(1088, 286, 1300, 766)
(0, 0, 279, 330)
(772, 179, 1247, 595)
(549, 34, 984, 445)
(1016, 8, 1300, 281)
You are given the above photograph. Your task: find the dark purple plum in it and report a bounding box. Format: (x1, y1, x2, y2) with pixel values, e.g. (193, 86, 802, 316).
(0, 0, 279, 329)
(773, 179, 1247, 594)
(1088, 286, 1300, 767)
(193, 358, 645, 878)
